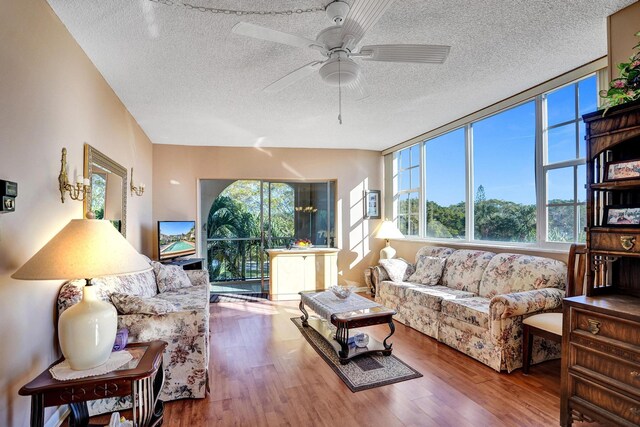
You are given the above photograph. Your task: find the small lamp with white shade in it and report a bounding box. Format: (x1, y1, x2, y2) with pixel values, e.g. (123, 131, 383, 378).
(12, 219, 151, 370)
(374, 219, 404, 260)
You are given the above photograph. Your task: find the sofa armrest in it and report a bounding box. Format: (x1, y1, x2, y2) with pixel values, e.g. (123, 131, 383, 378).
(185, 269, 209, 287)
(490, 287, 565, 320)
(370, 265, 390, 296)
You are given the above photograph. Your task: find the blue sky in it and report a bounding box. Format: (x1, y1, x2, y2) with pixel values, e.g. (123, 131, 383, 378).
(412, 75, 597, 207)
(160, 221, 195, 235)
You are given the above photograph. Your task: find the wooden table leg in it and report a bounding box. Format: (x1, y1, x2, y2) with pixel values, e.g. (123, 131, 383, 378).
(299, 299, 309, 326)
(335, 321, 350, 362)
(382, 319, 395, 354)
(30, 394, 44, 427)
(68, 403, 89, 427)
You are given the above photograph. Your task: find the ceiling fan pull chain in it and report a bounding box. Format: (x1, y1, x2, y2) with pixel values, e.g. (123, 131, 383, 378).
(338, 58, 343, 125)
(148, 0, 332, 17)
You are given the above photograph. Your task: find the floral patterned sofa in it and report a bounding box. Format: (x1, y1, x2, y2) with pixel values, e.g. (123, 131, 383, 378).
(57, 262, 210, 415)
(373, 247, 567, 372)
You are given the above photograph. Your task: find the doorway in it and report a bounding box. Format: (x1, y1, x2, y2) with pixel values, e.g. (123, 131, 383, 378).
(200, 179, 335, 294)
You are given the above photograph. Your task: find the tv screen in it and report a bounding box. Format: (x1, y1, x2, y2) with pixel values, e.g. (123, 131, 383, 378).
(158, 221, 196, 261)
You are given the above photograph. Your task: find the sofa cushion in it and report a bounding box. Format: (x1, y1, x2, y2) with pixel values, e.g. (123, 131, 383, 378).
(441, 250, 495, 294)
(407, 256, 446, 285)
(441, 297, 491, 329)
(378, 258, 415, 282)
(152, 261, 193, 293)
(405, 285, 476, 311)
(111, 293, 178, 315)
(414, 246, 454, 264)
(154, 284, 210, 311)
(58, 270, 158, 314)
(478, 253, 567, 298)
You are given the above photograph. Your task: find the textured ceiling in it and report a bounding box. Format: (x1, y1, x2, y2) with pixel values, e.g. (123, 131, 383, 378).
(46, 0, 634, 151)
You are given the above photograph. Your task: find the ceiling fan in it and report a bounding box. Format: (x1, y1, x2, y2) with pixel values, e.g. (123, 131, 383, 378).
(232, 0, 451, 122)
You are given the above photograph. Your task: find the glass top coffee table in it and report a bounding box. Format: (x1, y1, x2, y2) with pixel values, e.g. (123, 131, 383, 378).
(299, 290, 397, 365)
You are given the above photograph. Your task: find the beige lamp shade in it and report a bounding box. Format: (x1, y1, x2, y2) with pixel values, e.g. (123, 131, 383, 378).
(374, 220, 404, 260)
(12, 219, 152, 370)
(12, 219, 151, 280)
(374, 220, 405, 240)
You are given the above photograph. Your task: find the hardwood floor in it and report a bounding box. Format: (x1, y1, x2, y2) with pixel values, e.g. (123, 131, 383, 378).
(166, 297, 565, 427)
(88, 296, 600, 426)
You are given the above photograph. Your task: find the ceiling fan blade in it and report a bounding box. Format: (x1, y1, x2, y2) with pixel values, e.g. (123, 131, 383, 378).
(232, 22, 325, 52)
(359, 44, 451, 63)
(346, 75, 370, 101)
(340, 0, 396, 49)
(263, 61, 324, 93)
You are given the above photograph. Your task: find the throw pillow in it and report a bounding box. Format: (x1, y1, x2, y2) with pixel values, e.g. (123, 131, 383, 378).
(151, 261, 193, 293)
(379, 258, 414, 283)
(407, 255, 446, 285)
(110, 293, 177, 315)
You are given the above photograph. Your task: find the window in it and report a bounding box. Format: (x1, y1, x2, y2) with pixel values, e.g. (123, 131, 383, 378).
(425, 128, 466, 239)
(543, 75, 594, 242)
(395, 144, 420, 236)
(390, 71, 599, 247)
(473, 102, 536, 242)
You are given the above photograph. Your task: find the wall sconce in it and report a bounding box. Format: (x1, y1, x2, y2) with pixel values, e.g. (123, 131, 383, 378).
(130, 168, 145, 197)
(58, 148, 90, 203)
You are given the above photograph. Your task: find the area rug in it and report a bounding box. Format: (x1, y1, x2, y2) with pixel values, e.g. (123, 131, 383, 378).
(210, 293, 268, 303)
(291, 317, 422, 392)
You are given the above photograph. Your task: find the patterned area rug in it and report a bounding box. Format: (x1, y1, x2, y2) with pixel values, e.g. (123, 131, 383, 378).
(291, 317, 422, 392)
(210, 293, 268, 303)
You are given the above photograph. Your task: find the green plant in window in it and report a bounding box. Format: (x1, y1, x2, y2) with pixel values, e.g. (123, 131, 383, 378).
(600, 31, 640, 111)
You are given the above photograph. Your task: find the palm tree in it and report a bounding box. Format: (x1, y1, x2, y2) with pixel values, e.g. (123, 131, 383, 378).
(207, 196, 258, 281)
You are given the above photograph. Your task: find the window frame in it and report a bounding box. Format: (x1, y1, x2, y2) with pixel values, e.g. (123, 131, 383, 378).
(389, 70, 602, 250)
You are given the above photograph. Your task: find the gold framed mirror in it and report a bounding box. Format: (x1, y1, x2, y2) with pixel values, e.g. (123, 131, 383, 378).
(83, 144, 127, 236)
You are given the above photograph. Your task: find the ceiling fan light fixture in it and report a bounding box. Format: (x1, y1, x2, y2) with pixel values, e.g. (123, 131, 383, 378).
(319, 57, 360, 86)
(325, 1, 350, 24)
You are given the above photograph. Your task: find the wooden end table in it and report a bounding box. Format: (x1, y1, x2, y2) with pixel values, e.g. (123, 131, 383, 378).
(19, 341, 167, 427)
(299, 290, 396, 364)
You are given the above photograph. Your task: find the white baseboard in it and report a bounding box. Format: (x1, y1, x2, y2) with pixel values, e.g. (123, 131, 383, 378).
(45, 406, 69, 427)
(353, 286, 370, 293)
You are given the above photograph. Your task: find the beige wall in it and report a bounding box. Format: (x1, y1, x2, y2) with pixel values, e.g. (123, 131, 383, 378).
(608, 1, 640, 79)
(153, 145, 384, 285)
(0, 0, 154, 425)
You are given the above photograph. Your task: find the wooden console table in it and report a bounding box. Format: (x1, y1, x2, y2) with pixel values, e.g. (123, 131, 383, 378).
(19, 341, 167, 427)
(267, 248, 338, 300)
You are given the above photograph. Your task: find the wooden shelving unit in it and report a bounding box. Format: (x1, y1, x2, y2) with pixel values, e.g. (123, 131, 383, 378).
(561, 99, 640, 426)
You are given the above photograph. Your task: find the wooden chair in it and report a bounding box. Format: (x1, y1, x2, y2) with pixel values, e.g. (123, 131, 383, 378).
(522, 244, 586, 374)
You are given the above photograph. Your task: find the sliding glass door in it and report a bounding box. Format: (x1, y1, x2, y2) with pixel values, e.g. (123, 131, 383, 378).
(201, 179, 335, 294)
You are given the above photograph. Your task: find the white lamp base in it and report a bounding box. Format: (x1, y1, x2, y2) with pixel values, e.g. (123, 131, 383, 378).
(58, 282, 117, 370)
(380, 242, 396, 260)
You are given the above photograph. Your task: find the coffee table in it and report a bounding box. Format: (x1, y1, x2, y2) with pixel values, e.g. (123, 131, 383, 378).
(299, 290, 397, 364)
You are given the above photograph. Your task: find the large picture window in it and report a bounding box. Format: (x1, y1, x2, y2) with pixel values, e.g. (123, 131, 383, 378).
(473, 102, 536, 242)
(390, 72, 599, 247)
(425, 128, 466, 239)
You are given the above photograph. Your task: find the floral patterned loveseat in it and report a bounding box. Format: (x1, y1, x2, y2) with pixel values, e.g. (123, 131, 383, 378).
(57, 262, 210, 415)
(373, 247, 567, 372)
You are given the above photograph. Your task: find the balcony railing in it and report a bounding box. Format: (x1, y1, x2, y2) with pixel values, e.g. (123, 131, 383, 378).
(205, 236, 293, 283)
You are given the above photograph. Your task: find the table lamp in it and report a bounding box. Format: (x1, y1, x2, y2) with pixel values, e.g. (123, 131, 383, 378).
(12, 219, 151, 370)
(374, 219, 404, 259)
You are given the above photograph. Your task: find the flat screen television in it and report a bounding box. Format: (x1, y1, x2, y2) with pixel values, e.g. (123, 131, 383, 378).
(158, 221, 196, 261)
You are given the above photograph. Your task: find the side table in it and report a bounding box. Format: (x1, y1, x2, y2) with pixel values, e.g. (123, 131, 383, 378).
(19, 340, 167, 427)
